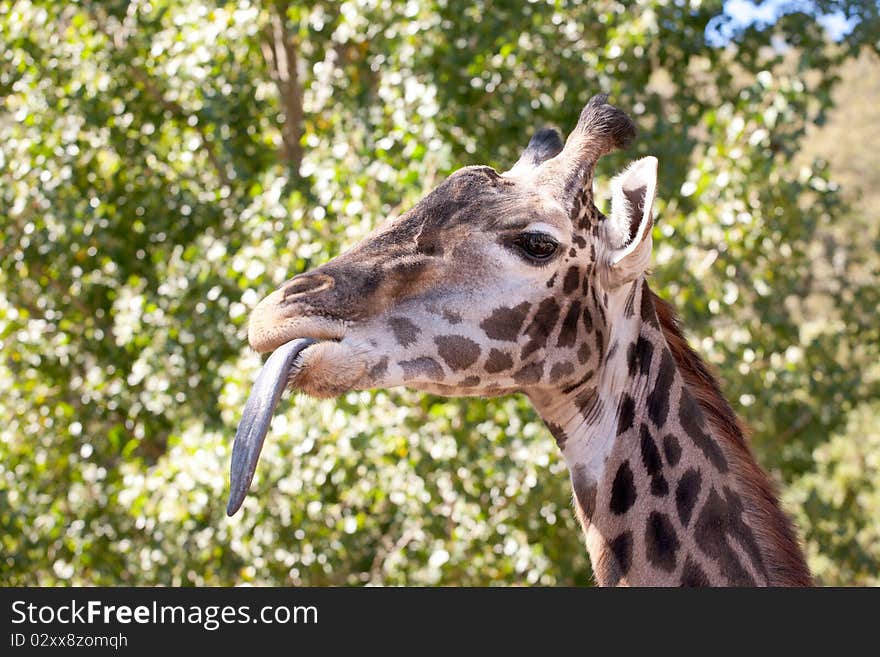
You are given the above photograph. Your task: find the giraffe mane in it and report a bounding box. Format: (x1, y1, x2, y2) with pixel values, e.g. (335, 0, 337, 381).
(649, 287, 813, 586)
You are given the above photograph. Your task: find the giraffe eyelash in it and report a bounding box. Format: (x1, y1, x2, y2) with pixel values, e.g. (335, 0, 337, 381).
(510, 232, 561, 264)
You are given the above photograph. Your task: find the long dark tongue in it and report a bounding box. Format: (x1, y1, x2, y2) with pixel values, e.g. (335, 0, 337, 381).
(226, 338, 316, 516)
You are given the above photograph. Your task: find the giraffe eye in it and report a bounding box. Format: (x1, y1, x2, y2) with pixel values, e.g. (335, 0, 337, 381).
(515, 232, 559, 261)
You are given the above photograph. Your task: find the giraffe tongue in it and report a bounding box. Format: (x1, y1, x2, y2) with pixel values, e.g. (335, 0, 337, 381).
(226, 337, 316, 517)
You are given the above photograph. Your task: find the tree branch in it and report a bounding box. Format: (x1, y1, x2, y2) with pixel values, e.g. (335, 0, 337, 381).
(263, 3, 304, 173)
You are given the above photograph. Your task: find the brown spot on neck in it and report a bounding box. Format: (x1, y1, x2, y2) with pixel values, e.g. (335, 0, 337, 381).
(649, 287, 812, 586)
(435, 335, 481, 371)
(388, 316, 421, 347)
(480, 302, 531, 341)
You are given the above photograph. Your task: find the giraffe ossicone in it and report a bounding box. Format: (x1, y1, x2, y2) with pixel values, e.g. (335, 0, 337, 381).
(230, 94, 812, 586)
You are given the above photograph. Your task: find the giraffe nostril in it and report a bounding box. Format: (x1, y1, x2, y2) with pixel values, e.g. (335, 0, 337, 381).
(282, 273, 335, 301)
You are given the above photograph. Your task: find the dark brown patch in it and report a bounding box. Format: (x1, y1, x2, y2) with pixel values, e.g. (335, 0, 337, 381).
(616, 393, 635, 436)
(652, 474, 671, 499)
(680, 388, 729, 472)
(399, 356, 444, 381)
(610, 461, 636, 515)
(577, 342, 592, 365)
(417, 239, 443, 258)
(442, 309, 462, 324)
(549, 361, 575, 382)
(545, 421, 567, 449)
(640, 423, 668, 497)
(694, 487, 756, 586)
(721, 485, 768, 577)
(576, 390, 602, 424)
(388, 316, 421, 348)
(606, 339, 619, 363)
(545, 272, 557, 288)
(640, 282, 659, 328)
(646, 511, 680, 573)
(513, 361, 544, 385)
(624, 282, 638, 318)
(626, 341, 638, 377)
(591, 286, 606, 325)
(427, 304, 461, 324)
(581, 305, 593, 333)
(635, 336, 654, 376)
(556, 300, 581, 348)
(594, 551, 623, 587)
(572, 234, 586, 249)
(561, 368, 594, 395)
(680, 556, 710, 587)
(434, 335, 481, 372)
(459, 376, 480, 387)
(675, 468, 702, 527)
(594, 327, 605, 364)
(480, 302, 530, 341)
(662, 434, 682, 467)
(571, 464, 596, 519)
(563, 266, 581, 294)
(368, 356, 389, 380)
(647, 349, 675, 427)
(484, 348, 513, 374)
(521, 298, 560, 359)
(607, 531, 633, 584)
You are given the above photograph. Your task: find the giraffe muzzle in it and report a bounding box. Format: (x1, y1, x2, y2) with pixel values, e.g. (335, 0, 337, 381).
(226, 337, 316, 516)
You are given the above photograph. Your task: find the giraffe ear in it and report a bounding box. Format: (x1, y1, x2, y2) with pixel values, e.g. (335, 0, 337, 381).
(605, 156, 658, 287)
(506, 127, 564, 175)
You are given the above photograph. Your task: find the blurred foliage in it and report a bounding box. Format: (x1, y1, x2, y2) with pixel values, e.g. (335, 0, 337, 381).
(1, 0, 878, 585)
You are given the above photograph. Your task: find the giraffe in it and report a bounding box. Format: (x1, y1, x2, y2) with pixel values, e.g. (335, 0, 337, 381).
(232, 94, 813, 586)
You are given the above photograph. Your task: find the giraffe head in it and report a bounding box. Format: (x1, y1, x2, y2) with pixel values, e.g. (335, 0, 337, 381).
(247, 95, 658, 405)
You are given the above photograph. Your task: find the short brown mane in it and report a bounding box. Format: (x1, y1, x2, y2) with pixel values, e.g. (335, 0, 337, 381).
(650, 288, 813, 586)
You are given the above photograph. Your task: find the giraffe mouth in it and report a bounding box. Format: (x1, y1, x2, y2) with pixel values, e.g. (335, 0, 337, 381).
(226, 337, 317, 516)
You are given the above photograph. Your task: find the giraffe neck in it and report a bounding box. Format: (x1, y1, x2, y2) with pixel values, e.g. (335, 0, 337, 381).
(530, 278, 810, 586)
